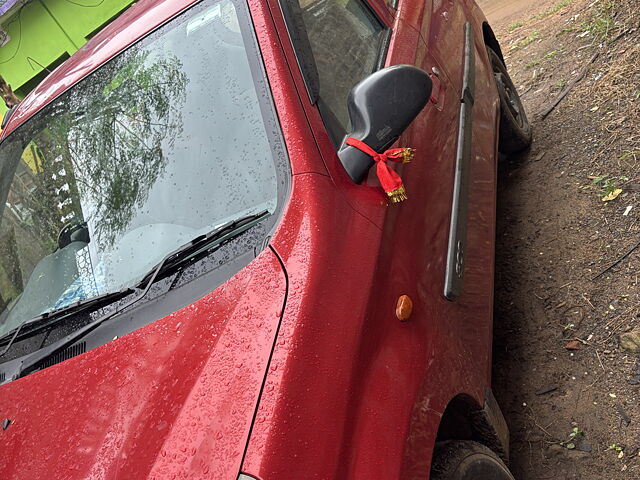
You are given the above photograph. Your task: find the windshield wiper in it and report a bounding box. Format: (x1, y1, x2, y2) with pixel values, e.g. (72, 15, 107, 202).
(9, 210, 270, 379)
(0, 290, 132, 356)
(136, 209, 270, 286)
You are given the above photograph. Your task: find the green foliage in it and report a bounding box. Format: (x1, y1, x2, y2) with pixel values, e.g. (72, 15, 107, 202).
(527, 49, 562, 69)
(581, 174, 628, 197)
(0, 227, 23, 308)
(513, 30, 540, 51)
(557, 26, 576, 36)
(581, 1, 615, 39)
(509, 21, 524, 31)
(608, 443, 625, 458)
(522, 30, 540, 47)
(619, 150, 640, 163)
(560, 427, 583, 449)
(534, 0, 572, 21)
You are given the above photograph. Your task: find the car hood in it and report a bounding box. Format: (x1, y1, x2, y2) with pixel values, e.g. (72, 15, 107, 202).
(0, 249, 287, 480)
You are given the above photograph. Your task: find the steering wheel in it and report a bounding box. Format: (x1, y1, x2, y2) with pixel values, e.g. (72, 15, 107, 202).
(57, 221, 90, 250)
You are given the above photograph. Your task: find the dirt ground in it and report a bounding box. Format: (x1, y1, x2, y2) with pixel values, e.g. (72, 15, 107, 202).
(477, 0, 540, 25)
(478, 0, 640, 478)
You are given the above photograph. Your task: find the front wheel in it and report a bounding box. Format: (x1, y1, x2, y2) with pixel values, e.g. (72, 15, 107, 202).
(488, 48, 532, 154)
(430, 440, 515, 480)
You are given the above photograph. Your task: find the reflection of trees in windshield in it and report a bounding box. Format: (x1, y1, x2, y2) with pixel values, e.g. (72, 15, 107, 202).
(40, 50, 188, 248)
(0, 227, 22, 311)
(0, 151, 62, 312)
(0, 48, 188, 322)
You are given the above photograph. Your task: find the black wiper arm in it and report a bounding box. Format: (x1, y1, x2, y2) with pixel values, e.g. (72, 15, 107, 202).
(0, 290, 132, 357)
(137, 210, 270, 286)
(14, 210, 270, 379)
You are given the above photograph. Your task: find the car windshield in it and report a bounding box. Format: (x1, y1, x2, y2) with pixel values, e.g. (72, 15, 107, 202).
(0, 0, 280, 339)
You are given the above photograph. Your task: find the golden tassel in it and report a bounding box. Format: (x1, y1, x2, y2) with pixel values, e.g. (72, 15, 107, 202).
(400, 148, 415, 164)
(387, 186, 408, 203)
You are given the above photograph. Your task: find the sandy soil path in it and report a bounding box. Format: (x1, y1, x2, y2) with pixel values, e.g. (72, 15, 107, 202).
(477, 0, 536, 24)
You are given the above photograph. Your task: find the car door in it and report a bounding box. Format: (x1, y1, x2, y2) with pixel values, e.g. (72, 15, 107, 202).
(351, 5, 498, 471)
(427, 0, 468, 89)
(267, 0, 495, 473)
(422, 0, 498, 373)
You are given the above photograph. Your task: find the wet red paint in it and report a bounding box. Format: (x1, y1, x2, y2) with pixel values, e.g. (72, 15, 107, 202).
(0, 0, 502, 478)
(0, 249, 287, 479)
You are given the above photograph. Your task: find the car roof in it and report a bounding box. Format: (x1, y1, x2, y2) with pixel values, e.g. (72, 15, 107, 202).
(0, 0, 201, 139)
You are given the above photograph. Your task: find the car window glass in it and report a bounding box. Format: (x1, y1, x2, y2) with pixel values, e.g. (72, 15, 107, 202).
(0, 0, 282, 338)
(298, 0, 386, 145)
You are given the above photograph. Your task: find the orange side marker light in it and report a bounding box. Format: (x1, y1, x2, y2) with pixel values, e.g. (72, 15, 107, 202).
(396, 295, 413, 322)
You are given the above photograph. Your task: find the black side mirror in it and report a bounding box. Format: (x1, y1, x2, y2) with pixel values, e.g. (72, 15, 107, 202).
(338, 65, 432, 183)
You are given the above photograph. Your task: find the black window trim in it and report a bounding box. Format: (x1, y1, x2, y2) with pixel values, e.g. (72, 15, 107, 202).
(277, 0, 391, 147)
(277, 0, 321, 104)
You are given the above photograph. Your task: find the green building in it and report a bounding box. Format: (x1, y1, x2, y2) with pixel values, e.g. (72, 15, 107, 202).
(0, 0, 135, 118)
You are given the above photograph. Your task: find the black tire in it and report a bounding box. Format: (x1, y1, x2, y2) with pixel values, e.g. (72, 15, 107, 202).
(487, 48, 532, 154)
(430, 441, 515, 480)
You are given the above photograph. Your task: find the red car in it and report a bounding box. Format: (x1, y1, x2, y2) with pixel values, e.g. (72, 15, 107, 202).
(0, 0, 531, 478)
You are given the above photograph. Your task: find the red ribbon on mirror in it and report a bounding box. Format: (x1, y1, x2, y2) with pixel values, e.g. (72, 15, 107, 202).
(346, 137, 415, 203)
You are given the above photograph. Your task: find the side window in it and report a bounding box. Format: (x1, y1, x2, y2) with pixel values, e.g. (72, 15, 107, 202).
(296, 0, 387, 146)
